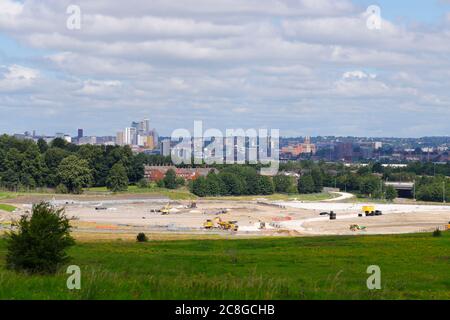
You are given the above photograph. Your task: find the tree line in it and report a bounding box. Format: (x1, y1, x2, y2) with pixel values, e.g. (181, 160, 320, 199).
(190, 166, 275, 197)
(0, 135, 171, 193)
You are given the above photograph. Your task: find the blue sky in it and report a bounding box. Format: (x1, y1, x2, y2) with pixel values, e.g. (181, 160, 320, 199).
(1, 0, 450, 137)
(354, 0, 450, 23)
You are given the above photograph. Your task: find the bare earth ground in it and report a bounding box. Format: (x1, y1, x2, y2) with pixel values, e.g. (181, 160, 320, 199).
(1, 194, 449, 240)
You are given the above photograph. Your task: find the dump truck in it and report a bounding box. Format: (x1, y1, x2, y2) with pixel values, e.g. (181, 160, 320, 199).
(362, 206, 382, 217)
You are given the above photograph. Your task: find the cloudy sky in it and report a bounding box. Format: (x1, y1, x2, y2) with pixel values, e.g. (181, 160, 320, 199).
(1, 0, 450, 137)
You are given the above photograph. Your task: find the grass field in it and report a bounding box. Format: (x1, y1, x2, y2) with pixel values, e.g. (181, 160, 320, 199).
(0, 204, 16, 212)
(85, 186, 336, 202)
(0, 232, 448, 300)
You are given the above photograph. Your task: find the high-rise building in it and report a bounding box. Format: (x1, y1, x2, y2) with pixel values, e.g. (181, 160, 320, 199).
(116, 131, 125, 146)
(124, 127, 137, 145)
(160, 139, 171, 157)
(335, 142, 353, 161)
(78, 129, 84, 139)
(143, 119, 150, 134)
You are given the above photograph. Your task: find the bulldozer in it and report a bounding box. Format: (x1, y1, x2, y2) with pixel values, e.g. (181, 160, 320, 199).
(203, 219, 214, 229)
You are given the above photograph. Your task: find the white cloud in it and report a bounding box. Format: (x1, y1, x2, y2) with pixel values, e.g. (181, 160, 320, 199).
(78, 80, 122, 95)
(0, 64, 39, 92)
(0, 0, 23, 16)
(0, 0, 450, 136)
(342, 70, 376, 80)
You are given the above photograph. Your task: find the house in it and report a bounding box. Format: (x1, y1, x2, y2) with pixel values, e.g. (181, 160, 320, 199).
(144, 166, 216, 182)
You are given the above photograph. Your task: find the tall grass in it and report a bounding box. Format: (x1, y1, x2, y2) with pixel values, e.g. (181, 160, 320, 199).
(0, 232, 449, 300)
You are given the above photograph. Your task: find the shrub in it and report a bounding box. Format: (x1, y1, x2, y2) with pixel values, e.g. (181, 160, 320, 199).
(163, 169, 177, 189)
(156, 179, 165, 188)
(136, 232, 148, 242)
(6, 202, 75, 274)
(433, 228, 442, 237)
(55, 183, 69, 194)
(137, 178, 149, 189)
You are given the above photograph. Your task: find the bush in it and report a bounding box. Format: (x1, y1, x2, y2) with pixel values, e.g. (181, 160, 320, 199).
(163, 169, 177, 189)
(137, 178, 149, 189)
(385, 185, 398, 201)
(433, 228, 442, 237)
(156, 179, 165, 188)
(6, 202, 75, 274)
(136, 232, 148, 242)
(55, 183, 69, 194)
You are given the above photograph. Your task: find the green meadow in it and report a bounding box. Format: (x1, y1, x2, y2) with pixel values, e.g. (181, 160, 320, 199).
(0, 232, 449, 300)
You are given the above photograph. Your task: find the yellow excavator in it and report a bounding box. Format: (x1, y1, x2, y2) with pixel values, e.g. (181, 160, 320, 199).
(203, 217, 239, 231)
(160, 203, 172, 215)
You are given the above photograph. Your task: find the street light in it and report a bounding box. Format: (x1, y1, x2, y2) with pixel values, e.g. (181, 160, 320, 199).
(444, 181, 446, 204)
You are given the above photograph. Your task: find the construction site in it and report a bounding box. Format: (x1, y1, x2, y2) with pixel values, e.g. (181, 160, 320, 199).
(1, 193, 449, 239)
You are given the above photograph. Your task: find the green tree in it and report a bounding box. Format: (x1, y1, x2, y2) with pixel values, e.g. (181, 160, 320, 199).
(311, 168, 324, 193)
(6, 202, 75, 274)
(164, 169, 178, 189)
(385, 185, 398, 201)
(258, 176, 275, 195)
(51, 138, 68, 149)
(298, 175, 315, 194)
(359, 175, 381, 197)
(37, 138, 48, 153)
(218, 172, 244, 195)
(57, 155, 92, 194)
(273, 175, 295, 193)
(192, 176, 209, 197)
(106, 163, 129, 192)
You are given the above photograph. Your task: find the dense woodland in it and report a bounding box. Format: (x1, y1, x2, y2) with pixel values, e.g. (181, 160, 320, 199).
(0, 135, 170, 193)
(0, 135, 448, 202)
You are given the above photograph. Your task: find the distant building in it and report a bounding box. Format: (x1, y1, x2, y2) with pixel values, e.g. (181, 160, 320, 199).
(144, 166, 216, 182)
(160, 139, 171, 157)
(116, 131, 125, 146)
(124, 127, 137, 145)
(116, 118, 158, 150)
(281, 136, 316, 156)
(78, 136, 97, 145)
(335, 142, 353, 162)
(77, 129, 84, 139)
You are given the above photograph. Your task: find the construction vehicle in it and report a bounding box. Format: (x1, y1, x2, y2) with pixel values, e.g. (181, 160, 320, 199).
(188, 201, 197, 209)
(160, 203, 172, 215)
(362, 206, 381, 217)
(350, 224, 367, 231)
(329, 211, 337, 220)
(215, 217, 239, 231)
(203, 219, 214, 229)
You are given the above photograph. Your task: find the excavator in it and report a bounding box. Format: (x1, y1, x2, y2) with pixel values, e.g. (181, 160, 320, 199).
(160, 203, 172, 215)
(203, 217, 239, 231)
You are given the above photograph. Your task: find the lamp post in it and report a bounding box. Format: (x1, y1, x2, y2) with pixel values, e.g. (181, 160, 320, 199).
(444, 181, 446, 204)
